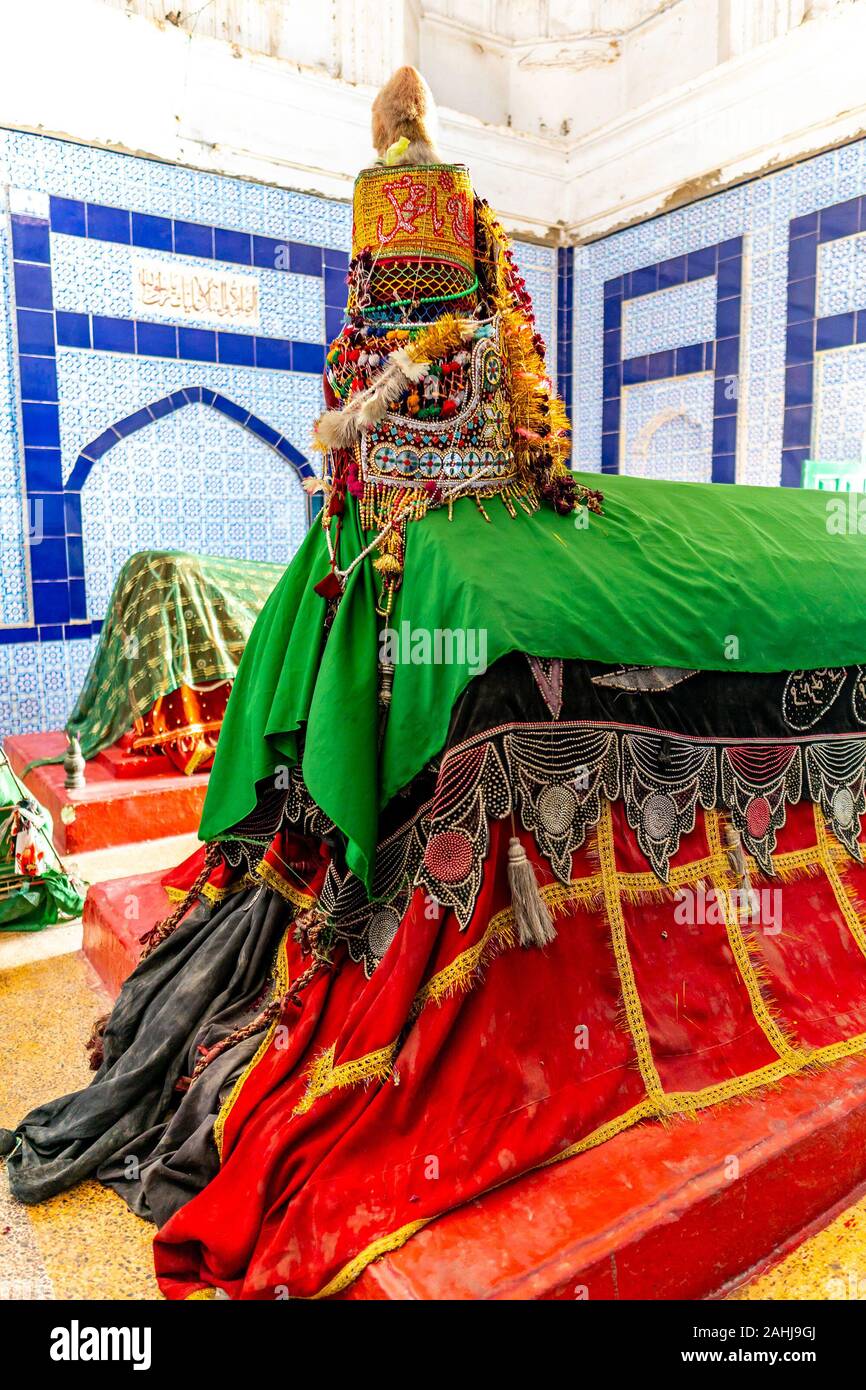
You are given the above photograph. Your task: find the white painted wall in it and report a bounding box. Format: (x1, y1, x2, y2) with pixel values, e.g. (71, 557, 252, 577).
(3, 0, 866, 243)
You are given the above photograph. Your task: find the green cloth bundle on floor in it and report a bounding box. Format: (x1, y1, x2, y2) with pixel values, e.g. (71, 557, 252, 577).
(0, 748, 85, 930)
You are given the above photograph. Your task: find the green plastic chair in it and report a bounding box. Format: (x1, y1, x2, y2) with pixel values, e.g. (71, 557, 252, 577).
(801, 458, 866, 492)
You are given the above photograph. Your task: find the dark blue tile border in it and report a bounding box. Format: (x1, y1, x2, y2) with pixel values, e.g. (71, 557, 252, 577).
(11, 215, 51, 264)
(48, 305, 327, 375)
(48, 196, 86, 237)
(48, 195, 333, 280)
(0, 620, 99, 646)
(86, 202, 131, 243)
(214, 227, 252, 265)
(9, 215, 64, 627)
(131, 211, 173, 251)
(557, 246, 574, 421)
(8, 201, 322, 644)
(173, 219, 214, 259)
(780, 193, 866, 486)
(601, 237, 742, 481)
(65, 388, 313, 492)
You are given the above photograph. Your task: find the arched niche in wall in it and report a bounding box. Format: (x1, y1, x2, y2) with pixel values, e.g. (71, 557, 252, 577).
(64, 386, 313, 623)
(628, 404, 709, 482)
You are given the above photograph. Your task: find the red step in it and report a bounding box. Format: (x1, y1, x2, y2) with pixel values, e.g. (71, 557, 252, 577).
(93, 740, 178, 780)
(84, 865, 866, 1300)
(342, 1055, 866, 1300)
(4, 732, 209, 855)
(82, 870, 166, 999)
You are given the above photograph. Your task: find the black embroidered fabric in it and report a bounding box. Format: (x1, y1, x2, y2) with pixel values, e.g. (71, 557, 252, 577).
(223, 654, 866, 975)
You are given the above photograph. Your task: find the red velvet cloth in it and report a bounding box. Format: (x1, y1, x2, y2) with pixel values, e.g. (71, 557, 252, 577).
(130, 682, 231, 774)
(153, 802, 866, 1300)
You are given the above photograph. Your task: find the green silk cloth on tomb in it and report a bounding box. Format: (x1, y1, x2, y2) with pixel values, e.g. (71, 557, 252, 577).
(200, 471, 866, 890)
(44, 551, 285, 766)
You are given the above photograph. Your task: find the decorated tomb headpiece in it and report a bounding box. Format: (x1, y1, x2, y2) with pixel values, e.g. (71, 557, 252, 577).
(349, 164, 478, 319)
(311, 150, 602, 615)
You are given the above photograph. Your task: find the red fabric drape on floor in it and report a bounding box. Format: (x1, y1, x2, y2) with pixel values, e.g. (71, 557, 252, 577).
(153, 802, 866, 1300)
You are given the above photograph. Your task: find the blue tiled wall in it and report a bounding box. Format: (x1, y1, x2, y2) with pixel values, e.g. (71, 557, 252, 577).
(0, 129, 557, 736)
(573, 135, 866, 488)
(8, 123, 866, 739)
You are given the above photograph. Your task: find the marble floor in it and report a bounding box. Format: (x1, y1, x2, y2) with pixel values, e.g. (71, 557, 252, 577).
(1, 833, 196, 1301)
(2, 831, 865, 1301)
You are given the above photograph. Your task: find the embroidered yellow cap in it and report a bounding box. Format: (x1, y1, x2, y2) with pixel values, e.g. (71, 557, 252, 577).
(351, 164, 476, 286)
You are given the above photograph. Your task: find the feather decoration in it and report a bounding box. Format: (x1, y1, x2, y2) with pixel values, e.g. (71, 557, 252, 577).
(313, 316, 477, 450)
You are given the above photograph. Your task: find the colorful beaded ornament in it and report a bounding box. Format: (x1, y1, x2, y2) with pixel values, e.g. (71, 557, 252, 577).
(311, 165, 603, 614)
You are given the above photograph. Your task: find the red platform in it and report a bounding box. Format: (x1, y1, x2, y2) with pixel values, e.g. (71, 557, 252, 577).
(83, 870, 167, 1000)
(344, 1054, 866, 1300)
(84, 865, 866, 1301)
(4, 732, 208, 855)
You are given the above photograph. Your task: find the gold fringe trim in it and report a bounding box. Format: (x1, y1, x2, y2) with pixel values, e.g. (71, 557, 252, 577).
(474, 199, 572, 478)
(213, 929, 291, 1160)
(596, 801, 666, 1106)
(185, 1288, 219, 1300)
(538, 1098, 658, 1165)
(610, 840, 849, 901)
(617, 855, 715, 901)
(285, 815, 852, 1126)
(814, 804, 866, 964)
(249, 805, 866, 1301)
(312, 1219, 430, 1300)
(410, 908, 517, 1014)
(166, 852, 321, 910)
(410, 877, 600, 1013)
(164, 875, 253, 907)
(705, 811, 805, 1063)
(292, 877, 598, 1118)
(256, 858, 317, 913)
(235, 814, 866, 1136)
(292, 1041, 398, 1117)
(667, 1053, 804, 1116)
(308, 1028, 866, 1300)
(809, 1028, 866, 1068)
(769, 851, 823, 884)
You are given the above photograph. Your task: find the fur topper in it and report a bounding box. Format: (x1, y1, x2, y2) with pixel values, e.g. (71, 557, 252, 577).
(371, 66, 441, 167)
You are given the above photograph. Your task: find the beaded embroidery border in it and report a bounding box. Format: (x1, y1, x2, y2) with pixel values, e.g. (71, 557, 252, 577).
(219, 720, 866, 977)
(359, 319, 516, 492)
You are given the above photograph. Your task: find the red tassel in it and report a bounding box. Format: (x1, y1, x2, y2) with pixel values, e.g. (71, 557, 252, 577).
(314, 569, 343, 600)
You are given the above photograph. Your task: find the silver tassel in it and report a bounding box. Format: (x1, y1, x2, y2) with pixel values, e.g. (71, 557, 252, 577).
(507, 836, 557, 948)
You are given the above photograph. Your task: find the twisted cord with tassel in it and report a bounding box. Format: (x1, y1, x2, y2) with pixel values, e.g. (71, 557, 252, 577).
(85, 842, 224, 1070)
(138, 842, 223, 960)
(176, 906, 333, 1092)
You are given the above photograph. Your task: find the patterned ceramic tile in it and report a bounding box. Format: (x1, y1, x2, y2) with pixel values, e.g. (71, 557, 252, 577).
(0, 129, 358, 731)
(0, 202, 28, 627)
(0, 636, 98, 734)
(80, 403, 306, 620)
(813, 344, 866, 463)
(513, 240, 556, 352)
(54, 348, 321, 482)
(622, 277, 718, 359)
(5, 131, 352, 249)
(574, 136, 866, 486)
(620, 373, 715, 482)
(816, 232, 866, 319)
(51, 234, 325, 341)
